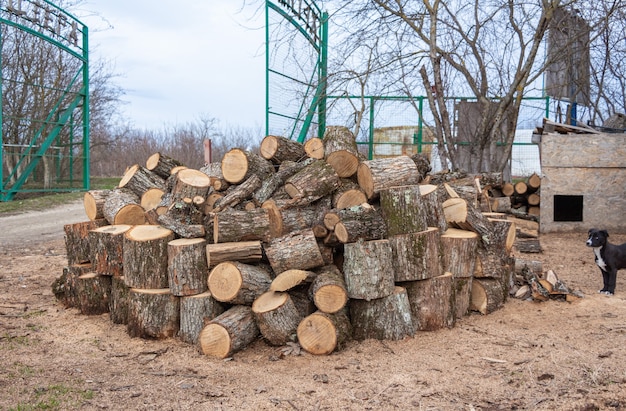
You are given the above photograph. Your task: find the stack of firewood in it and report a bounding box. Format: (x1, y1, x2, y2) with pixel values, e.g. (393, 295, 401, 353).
(54, 126, 526, 358)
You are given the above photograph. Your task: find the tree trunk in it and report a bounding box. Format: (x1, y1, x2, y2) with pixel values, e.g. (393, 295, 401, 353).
(357, 156, 421, 199)
(260, 135, 307, 164)
(379, 185, 429, 236)
(199, 305, 259, 358)
(297, 310, 352, 355)
(123, 225, 174, 289)
(208, 261, 272, 305)
(252, 291, 303, 346)
(284, 160, 340, 202)
(127, 288, 180, 339)
(221, 148, 275, 184)
(388, 227, 442, 282)
(64, 219, 108, 265)
(103, 188, 146, 225)
(146, 152, 183, 179)
(109, 276, 130, 324)
(89, 224, 132, 277)
(323, 126, 360, 178)
(206, 241, 263, 267)
(119, 164, 166, 198)
(83, 189, 111, 221)
(343, 239, 395, 300)
(264, 229, 325, 274)
(179, 291, 224, 345)
(212, 209, 272, 243)
(167, 238, 209, 296)
(402, 272, 455, 331)
(308, 265, 348, 314)
(349, 286, 414, 341)
(77, 272, 112, 315)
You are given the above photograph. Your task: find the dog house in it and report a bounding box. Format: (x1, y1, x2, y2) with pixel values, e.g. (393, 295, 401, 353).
(539, 131, 626, 233)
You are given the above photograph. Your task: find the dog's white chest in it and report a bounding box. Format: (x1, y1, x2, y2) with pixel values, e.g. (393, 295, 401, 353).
(593, 247, 607, 270)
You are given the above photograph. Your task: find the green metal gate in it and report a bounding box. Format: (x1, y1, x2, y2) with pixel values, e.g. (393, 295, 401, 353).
(1, 0, 89, 201)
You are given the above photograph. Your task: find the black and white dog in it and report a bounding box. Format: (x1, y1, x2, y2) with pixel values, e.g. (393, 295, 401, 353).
(586, 228, 626, 295)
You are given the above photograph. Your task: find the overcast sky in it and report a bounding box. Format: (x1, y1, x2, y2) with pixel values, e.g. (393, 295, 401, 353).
(79, 1, 266, 130)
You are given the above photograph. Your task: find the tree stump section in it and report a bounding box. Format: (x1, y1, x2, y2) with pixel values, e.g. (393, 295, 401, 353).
(471, 278, 505, 315)
(252, 291, 303, 346)
(334, 204, 386, 244)
(103, 189, 146, 225)
(64, 219, 108, 265)
(123, 225, 175, 289)
(119, 164, 166, 197)
(343, 239, 395, 300)
(388, 227, 442, 282)
(77, 272, 112, 315)
(53, 263, 92, 308)
(208, 261, 272, 305)
(440, 228, 479, 278)
(297, 310, 352, 355)
(442, 197, 493, 245)
(284, 160, 340, 202)
(206, 241, 263, 267)
(419, 184, 448, 233)
(212, 209, 272, 243)
(253, 158, 315, 205)
(332, 179, 367, 209)
(140, 188, 165, 211)
(402, 272, 455, 331)
(349, 286, 415, 341)
(110, 276, 130, 324)
(199, 305, 259, 358)
(304, 137, 325, 159)
(168, 238, 209, 296)
(357, 156, 421, 199)
(453, 276, 473, 319)
(127, 288, 180, 339)
(264, 229, 325, 274)
(89, 224, 132, 277)
(379, 185, 429, 236)
(309, 265, 348, 314)
(171, 168, 212, 201)
(221, 148, 275, 185)
(323, 126, 360, 178)
(83, 189, 110, 221)
(260, 135, 307, 164)
(179, 291, 224, 345)
(146, 152, 183, 179)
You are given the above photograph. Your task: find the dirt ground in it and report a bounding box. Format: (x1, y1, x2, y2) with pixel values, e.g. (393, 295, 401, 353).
(1, 204, 626, 411)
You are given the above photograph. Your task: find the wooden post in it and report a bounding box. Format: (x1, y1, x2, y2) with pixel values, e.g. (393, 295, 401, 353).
(343, 239, 395, 300)
(167, 238, 209, 296)
(179, 291, 224, 345)
(127, 288, 180, 339)
(123, 225, 175, 289)
(199, 305, 260, 358)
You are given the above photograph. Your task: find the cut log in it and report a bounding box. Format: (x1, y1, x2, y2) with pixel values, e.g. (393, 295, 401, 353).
(357, 156, 421, 199)
(253, 158, 315, 205)
(199, 305, 259, 358)
(470, 278, 505, 315)
(146, 152, 183, 179)
(109, 276, 130, 324)
(103, 188, 146, 225)
(514, 258, 543, 277)
(332, 179, 367, 209)
(206, 241, 263, 267)
(527, 193, 541, 206)
(442, 197, 493, 245)
(89, 224, 132, 277)
(388, 227, 442, 282)
(270, 269, 314, 292)
(140, 188, 165, 211)
(343, 239, 395, 300)
(284, 160, 340, 202)
(502, 182, 515, 196)
(349, 286, 415, 341)
(127, 288, 180, 339)
(77, 272, 112, 315)
(212, 174, 262, 212)
(323, 126, 360, 178)
(440, 228, 479, 278)
(208, 261, 272, 305)
(212, 209, 272, 243)
(334, 204, 386, 244)
(171, 168, 212, 201)
(297, 310, 352, 355)
(260, 135, 307, 164)
(123, 225, 175, 289)
(264, 229, 325, 274)
(410, 153, 432, 181)
(304, 137, 325, 159)
(157, 213, 205, 239)
(167, 238, 209, 296)
(64, 219, 108, 265)
(252, 291, 303, 346)
(119, 164, 166, 198)
(514, 181, 528, 195)
(309, 265, 348, 314)
(179, 291, 224, 345)
(453, 276, 473, 319)
(402, 272, 455, 331)
(527, 172, 541, 193)
(83, 189, 111, 221)
(490, 196, 511, 213)
(419, 184, 448, 233)
(487, 218, 516, 254)
(221, 148, 275, 184)
(53, 263, 92, 308)
(379, 185, 428, 236)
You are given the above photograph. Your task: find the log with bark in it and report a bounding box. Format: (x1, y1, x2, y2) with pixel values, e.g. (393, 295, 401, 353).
(470, 278, 505, 315)
(401, 272, 455, 331)
(284, 160, 340, 203)
(179, 291, 224, 345)
(334, 203, 386, 244)
(127, 288, 180, 339)
(252, 158, 315, 205)
(140, 188, 166, 211)
(123, 225, 175, 289)
(119, 164, 166, 198)
(264, 229, 325, 274)
(357, 156, 421, 199)
(252, 291, 303, 346)
(76, 272, 112, 315)
(167, 238, 209, 296)
(212, 174, 262, 212)
(64, 219, 108, 265)
(323, 126, 361, 178)
(297, 310, 352, 355)
(208, 261, 272, 305)
(442, 197, 493, 245)
(53, 263, 92, 308)
(303, 137, 325, 159)
(206, 241, 263, 267)
(270, 269, 315, 292)
(212, 209, 272, 244)
(171, 168, 212, 201)
(146, 152, 184, 179)
(221, 148, 275, 185)
(103, 189, 146, 226)
(199, 305, 260, 358)
(343, 239, 395, 300)
(110, 276, 130, 324)
(379, 185, 429, 236)
(332, 179, 368, 209)
(83, 189, 111, 221)
(89, 224, 132, 277)
(440, 228, 479, 278)
(349, 286, 414, 341)
(308, 265, 348, 314)
(388, 227, 442, 282)
(419, 184, 448, 233)
(260, 135, 307, 164)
